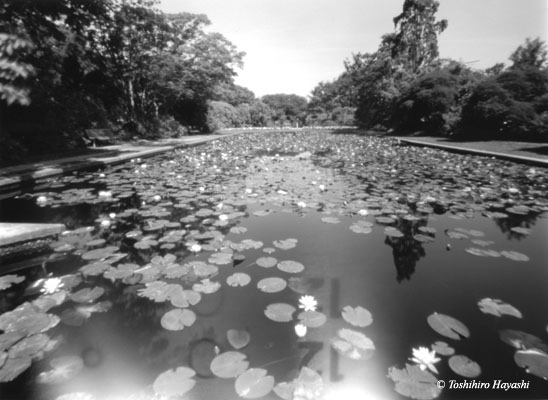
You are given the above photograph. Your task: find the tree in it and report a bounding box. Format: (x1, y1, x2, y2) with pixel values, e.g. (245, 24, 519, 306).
(391, 0, 448, 72)
(509, 37, 547, 70)
(261, 94, 308, 126)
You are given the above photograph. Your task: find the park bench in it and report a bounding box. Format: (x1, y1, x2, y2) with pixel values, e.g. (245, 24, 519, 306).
(83, 128, 116, 147)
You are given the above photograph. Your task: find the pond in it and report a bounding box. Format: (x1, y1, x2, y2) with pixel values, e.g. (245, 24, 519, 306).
(0, 130, 547, 400)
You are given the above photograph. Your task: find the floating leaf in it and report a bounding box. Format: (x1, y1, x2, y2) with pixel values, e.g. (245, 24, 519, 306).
(0, 275, 25, 290)
(277, 260, 305, 274)
(264, 303, 296, 322)
(161, 309, 196, 331)
(273, 238, 298, 250)
(478, 298, 522, 318)
(230, 226, 248, 234)
(342, 305, 373, 327)
(210, 351, 249, 378)
(500, 250, 529, 262)
(510, 227, 532, 235)
(153, 366, 196, 397)
(69, 287, 104, 303)
(431, 341, 454, 356)
(427, 313, 469, 340)
(81, 246, 119, 260)
(385, 227, 404, 238)
(514, 349, 548, 379)
(227, 329, 250, 350)
(227, 273, 251, 287)
(256, 257, 278, 268)
(235, 368, 275, 399)
(8, 333, 49, 359)
(0, 356, 32, 382)
(193, 279, 221, 294)
(349, 221, 373, 234)
(321, 216, 340, 224)
(208, 252, 233, 265)
(297, 311, 327, 328)
(79, 262, 109, 277)
(257, 277, 287, 293)
(331, 328, 375, 360)
(498, 329, 548, 353)
(387, 363, 441, 400)
(37, 356, 84, 384)
(464, 248, 500, 257)
(183, 261, 217, 278)
(448, 355, 481, 377)
(55, 393, 96, 400)
(0, 305, 59, 336)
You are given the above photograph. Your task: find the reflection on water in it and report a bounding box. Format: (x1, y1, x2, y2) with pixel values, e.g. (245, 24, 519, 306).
(0, 132, 547, 400)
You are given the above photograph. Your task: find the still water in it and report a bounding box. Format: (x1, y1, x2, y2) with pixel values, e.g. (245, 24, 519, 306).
(0, 131, 547, 400)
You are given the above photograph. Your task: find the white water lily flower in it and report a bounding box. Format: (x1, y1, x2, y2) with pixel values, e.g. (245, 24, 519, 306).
(152, 195, 161, 202)
(295, 323, 307, 337)
(245, 188, 253, 194)
(410, 346, 441, 374)
(100, 219, 111, 228)
(299, 295, 318, 312)
(358, 209, 369, 216)
(319, 184, 326, 191)
(297, 201, 307, 208)
(41, 278, 64, 294)
(108, 213, 116, 219)
(189, 244, 202, 253)
(36, 196, 48, 204)
(277, 190, 288, 195)
(219, 214, 228, 221)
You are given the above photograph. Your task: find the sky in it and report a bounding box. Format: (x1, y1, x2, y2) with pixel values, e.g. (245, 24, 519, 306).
(159, 0, 548, 98)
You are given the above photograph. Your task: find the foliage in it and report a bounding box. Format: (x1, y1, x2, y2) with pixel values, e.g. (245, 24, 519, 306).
(261, 93, 308, 126)
(509, 37, 547, 70)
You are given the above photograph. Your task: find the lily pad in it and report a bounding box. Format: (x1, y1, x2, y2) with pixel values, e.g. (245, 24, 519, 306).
(227, 329, 251, 350)
(514, 349, 548, 379)
(210, 351, 249, 378)
(69, 287, 104, 303)
(227, 273, 251, 287)
(79, 262, 110, 277)
(153, 366, 196, 397)
(331, 328, 375, 360)
(385, 227, 404, 238)
(0, 356, 32, 382)
(427, 312, 469, 340)
(448, 355, 481, 378)
(81, 246, 119, 260)
(297, 310, 327, 328)
(478, 298, 522, 318)
(193, 279, 221, 294)
(257, 277, 287, 293)
(264, 303, 296, 322)
(500, 250, 529, 262)
(0, 275, 25, 290)
(188, 261, 219, 278)
(256, 257, 278, 268)
(37, 356, 84, 384)
(277, 260, 305, 274)
(341, 305, 373, 327)
(431, 341, 454, 356)
(161, 309, 196, 331)
(273, 238, 298, 250)
(387, 363, 441, 400)
(274, 366, 324, 400)
(208, 252, 233, 265)
(235, 368, 275, 399)
(321, 216, 340, 224)
(498, 329, 548, 353)
(8, 333, 49, 359)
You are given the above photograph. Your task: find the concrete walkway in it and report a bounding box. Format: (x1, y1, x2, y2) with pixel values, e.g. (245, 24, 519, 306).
(396, 136, 548, 167)
(0, 134, 227, 199)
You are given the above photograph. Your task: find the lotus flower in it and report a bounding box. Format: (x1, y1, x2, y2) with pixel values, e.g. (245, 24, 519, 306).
(189, 244, 201, 253)
(299, 295, 318, 312)
(410, 346, 441, 374)
(41, 278, 64, 294)
(295, 323, 307, 337)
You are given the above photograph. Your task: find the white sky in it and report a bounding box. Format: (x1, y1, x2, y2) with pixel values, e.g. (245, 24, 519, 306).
(159, 0, 548, 98)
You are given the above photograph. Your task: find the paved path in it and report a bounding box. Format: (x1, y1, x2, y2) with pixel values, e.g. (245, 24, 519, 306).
(396, 136, 548, 167)
(0, 135, 227, 199)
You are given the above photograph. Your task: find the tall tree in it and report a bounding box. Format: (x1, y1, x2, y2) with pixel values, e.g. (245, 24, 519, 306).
(509, 37, 547, 70)
(391, 0, 448, 72)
